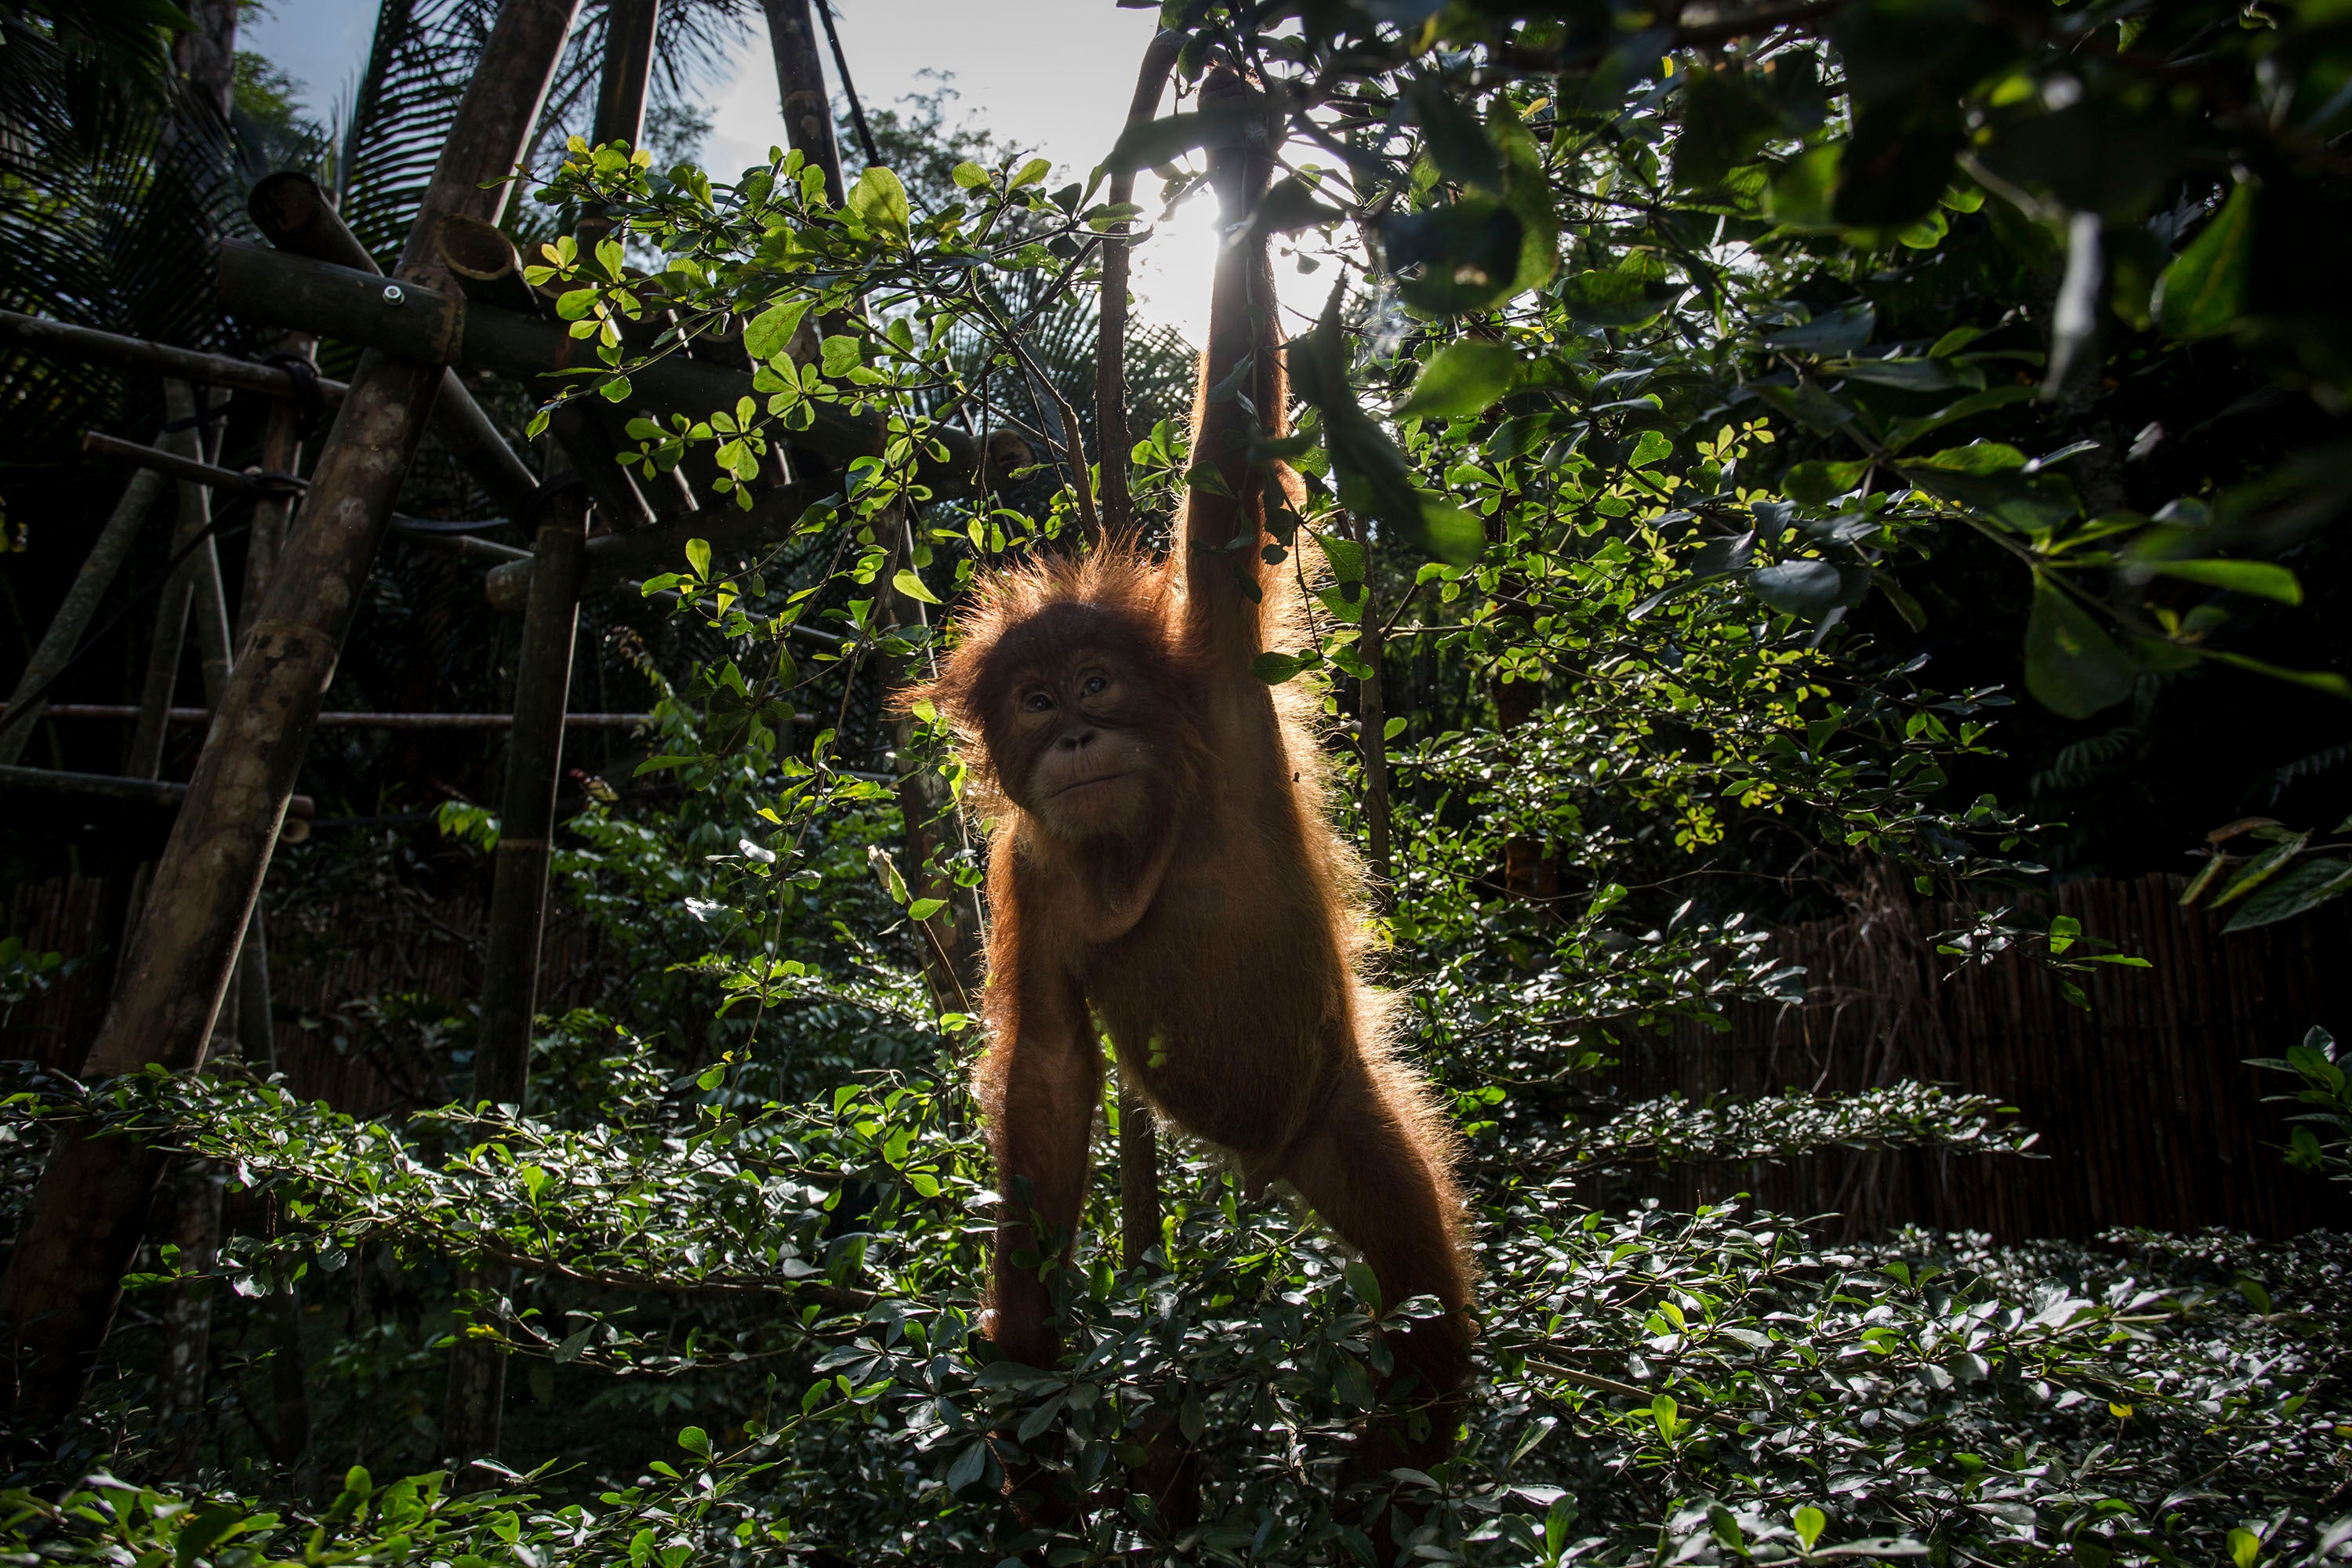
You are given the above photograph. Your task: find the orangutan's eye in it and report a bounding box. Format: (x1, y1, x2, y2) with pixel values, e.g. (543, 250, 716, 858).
(1024, 691, 1054, 713)
(1083, 673, 1109, 696)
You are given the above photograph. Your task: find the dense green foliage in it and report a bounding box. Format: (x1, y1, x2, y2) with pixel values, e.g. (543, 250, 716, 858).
(5, 0, 2352, 1565)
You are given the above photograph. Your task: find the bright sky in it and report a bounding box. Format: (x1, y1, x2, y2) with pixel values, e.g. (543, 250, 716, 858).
(243, 0, 1338, 347)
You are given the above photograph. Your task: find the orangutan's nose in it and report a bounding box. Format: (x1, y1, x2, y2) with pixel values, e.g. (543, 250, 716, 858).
(1058, 726, 1098, 753)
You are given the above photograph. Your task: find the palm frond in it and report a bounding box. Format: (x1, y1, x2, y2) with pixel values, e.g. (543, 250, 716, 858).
(335, 0, 502, 266)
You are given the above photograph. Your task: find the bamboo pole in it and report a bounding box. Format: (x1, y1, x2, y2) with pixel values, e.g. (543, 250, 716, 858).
(0, 0, 583, 1432)
(125, 383, 232, 780)
(12, 705, 652, 730)
(472, 484, 592, 1110)
(447, 9, 656, 1462)
(0, 310, 349, 407)
(81, 430, 301, 499)
(442, 481, 587, 1461)
(244, 330, 315, 642)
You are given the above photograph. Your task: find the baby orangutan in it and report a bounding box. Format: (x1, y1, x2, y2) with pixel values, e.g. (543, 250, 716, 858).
(913, 69, 1475, 1473)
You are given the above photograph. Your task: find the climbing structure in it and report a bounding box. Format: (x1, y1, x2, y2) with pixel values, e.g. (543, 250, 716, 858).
(0, 0, 993, 1458)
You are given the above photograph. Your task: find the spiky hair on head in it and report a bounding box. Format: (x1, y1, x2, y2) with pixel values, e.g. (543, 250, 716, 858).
(901, 550, 1187, 790)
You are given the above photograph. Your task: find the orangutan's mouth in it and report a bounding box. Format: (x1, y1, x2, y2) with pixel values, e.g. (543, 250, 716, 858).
(1051, 771, 1132, 799)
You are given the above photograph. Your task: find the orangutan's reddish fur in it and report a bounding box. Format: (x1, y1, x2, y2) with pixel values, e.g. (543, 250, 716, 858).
(911, 69, 1475, 1454)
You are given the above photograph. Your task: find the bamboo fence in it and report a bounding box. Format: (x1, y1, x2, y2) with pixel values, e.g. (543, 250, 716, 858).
(2, 873, 608, 1117)
(1609, 871, 2352, 1240)
(5, 868, 2347, 1238)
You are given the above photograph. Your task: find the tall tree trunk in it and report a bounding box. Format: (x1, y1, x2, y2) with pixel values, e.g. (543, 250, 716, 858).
(758, 0, 842, 204)
(0, 0, 582, 1433)
(579, 0, 659, 252)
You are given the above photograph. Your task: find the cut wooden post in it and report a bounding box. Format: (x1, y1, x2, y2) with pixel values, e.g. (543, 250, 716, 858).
(442, 476, 588, 1463)
(0, 0, 583, 1431)
(0, 465, 165, 768)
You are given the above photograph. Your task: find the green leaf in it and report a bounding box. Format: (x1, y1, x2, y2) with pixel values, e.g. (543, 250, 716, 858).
(1559, 267, 1679, 328)
(2144, 558, 2301, 604)
(2024, 576, 2135, 718)
(684, 538, 712, 579)
(1750, 560, 1869, 619)
(1344, 1258, 1382, 1312)
(2158, 182, 2255, 339)
(2223, 858, 2352, 931)
(598, 374, 633, 403)
(1783, 459, 1871, 505)
(1104, 103, 1253, 174)
(1250, 652, 1308, 685)
(945, 1439, 989, 1493)
(2204, 650, 2352, 699)
(821, 335, 863, 377)
(1650, 1393, 1682, 1441)
(847, 165, 909, 237)
(1901, 444, 2078, 533)
(1766, 303, 1876, 355)
(1795, 1507, 1828, 1553)
(1628, 430, 1673, 470)
(1386, 197, 1532, 315)
(175, 1507, 250, 1568)
(677, 1425, 711, 1458)
(2228, 1527, 2260, 1568)
(950, 160, 989, 189)
(1415, 499, 1486, 565)
(1398, 341, 1522, 419)
(1675, 66, 1780, 189)
(1250, 174, 1343, 241)
(1010, 156, 1051, 188)
(906, 897, 946, 921)
(1835, 94, 1963, 228)
(1765, 144, 1841, 230)
(891, 568, 940, 605)
(742, 298, 811, 361)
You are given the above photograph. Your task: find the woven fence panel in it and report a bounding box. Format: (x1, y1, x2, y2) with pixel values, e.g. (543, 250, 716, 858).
(1610, 872, 2352, 1239)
